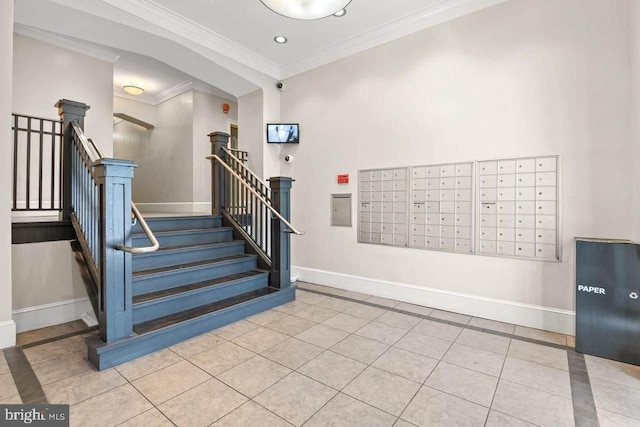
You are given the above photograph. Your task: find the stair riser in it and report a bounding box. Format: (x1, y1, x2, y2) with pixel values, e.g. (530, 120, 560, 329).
(133, 230, 233, 247)
(133, 258, 258, 296)
(133, 274, 269, 324)
(132, 243, 245, 272)
(133, 216, 222, 233)
(88, 287, 295, 370)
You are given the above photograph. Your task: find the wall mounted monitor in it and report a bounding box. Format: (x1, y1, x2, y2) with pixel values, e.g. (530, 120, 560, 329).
(267, 123, 299, 143)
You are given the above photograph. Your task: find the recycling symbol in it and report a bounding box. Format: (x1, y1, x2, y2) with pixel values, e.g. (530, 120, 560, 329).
(630, 292, 639, 300)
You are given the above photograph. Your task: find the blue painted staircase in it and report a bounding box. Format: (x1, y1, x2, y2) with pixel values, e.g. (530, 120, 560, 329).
(86, 215, 295, 370)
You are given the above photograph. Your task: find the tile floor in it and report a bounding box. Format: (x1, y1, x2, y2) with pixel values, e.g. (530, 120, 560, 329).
(4, 282, 640, 426)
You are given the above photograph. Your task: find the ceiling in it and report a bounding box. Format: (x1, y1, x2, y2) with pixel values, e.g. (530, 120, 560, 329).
(14, 0, 509, 97)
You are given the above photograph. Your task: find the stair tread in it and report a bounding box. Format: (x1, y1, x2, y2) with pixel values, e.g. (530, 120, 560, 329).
(133, 254, 257, 277)
(133, 270, 267, 305)
(140, 240, 244, 254)
(133, 287, 278, 335)
(133, 227, 232, 237)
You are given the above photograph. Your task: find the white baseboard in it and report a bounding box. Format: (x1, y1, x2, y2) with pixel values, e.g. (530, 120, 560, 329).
(292, 266, 575, 335)
(0, 320, 16, 349)
(135, 202, 211, 214)
(12, 297, 93, 333)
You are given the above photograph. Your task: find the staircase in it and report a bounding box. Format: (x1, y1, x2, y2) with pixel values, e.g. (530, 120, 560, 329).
(86, 215, 294, 369)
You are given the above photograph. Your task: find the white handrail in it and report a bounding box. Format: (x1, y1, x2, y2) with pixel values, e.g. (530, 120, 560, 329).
(72, 122, 159, 254)
(220, 147, 271, 196)
(208, 154, 304, 236)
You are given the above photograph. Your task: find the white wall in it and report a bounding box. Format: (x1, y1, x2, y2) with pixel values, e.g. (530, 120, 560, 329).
(632, 1, 640, 243)
(0, 0, 16, 348)
(12, 34, 114, 156)
(282, 0, 634, 334)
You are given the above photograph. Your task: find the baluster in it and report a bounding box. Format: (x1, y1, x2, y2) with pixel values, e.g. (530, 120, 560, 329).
(26, 117, 31, 209)
(38, 118, 43, 210)
(50, 120, 56, 210)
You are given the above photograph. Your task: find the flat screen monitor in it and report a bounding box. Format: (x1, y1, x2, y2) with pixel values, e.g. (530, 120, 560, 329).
(267, 123, 299, 143)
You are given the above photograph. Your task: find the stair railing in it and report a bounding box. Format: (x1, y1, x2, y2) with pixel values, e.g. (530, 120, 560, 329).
(208, 132, 302, 289)
(58, 99, 158, 343)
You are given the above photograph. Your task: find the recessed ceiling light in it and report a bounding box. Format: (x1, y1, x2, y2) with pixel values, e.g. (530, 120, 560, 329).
(123, 85, 144, 96)
(261, 0, 351, 20)
(274, 35, 288, 44)
(333, 9, 347, 17)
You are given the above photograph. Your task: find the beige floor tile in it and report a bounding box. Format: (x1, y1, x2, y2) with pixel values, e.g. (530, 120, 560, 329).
(213, 319, 260, 340)
(298, 350, 367, 390)
(591, 377, 640, 420)
(265, 315, 316, 336)
(304, 393, 397, 427)
(331, 334, 389, 364)
(262, 338, 324, 370)
(294, 324, 349, 349)
(132, 360, 210, 405)
(272, 300, 311, 315)
(468, 318, 516, 335)
(412, 319, 463, 342)
(0, 352, 9, 375)
(395, 302, 433, 317)
(344, 304, 387, 321)
(119, 408, 174, 427)
(31, 354, 96, 385)
(17, 323, 75, 346)
(189, 341, 255, 376)
(401, 386, 489, 427)
(513, 326, 567, 346)
(508, 340, 568, 371)
(343, 367, 420, 416)
(394, 420, 417, 427)
(217, 355, 291, 397)
(316, 297, 357, 312)
(115, 348, 183, 381)
(425, 362, 498, 407)
(501, 357, 571, 398)
(485, 410, 536, 426)
(586, 355, 640, 390)
(69, 384, 152, 427)
(598, 408, 640, 427)
(43, 368, 126, 405)
(247, 309, 289, 326)
(294, 305, 340, 323)
(366, 296, 400, 308)
(394, 332, 452, 360)
(491, 379, 574, 427)
(429, 310, 472, 325)
(255, 372, 337, 426)
(0, 373, 19, 401)
(159, 378, 247, 425)
(322, 313, 370, 333)
(442, 343, 505, 377)
(294, 291, 329, 306)
(376, 311, 421, 330)
(373, 347, 438, 383)
(340, 291, 371, 301)
(232, 327, 289, 353)
(355, 321, 408, 346)
(213, 401, 294, 427)
(0, 395, 22, 404)
(24, 335, 87, 364)
(169, 332, 225, 358)
(455, 329, 510, 355)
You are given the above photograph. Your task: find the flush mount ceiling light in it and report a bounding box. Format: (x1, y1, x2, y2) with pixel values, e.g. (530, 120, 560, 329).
(260, 0, 352, 20)
(274, 35, 288, 44)
(123, 85, 145, 96)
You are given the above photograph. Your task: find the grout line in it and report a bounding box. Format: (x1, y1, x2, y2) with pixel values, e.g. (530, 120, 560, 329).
(484, 339, 512, 426)
(567, 351, 600, 427)
(3, 347, 48, 404)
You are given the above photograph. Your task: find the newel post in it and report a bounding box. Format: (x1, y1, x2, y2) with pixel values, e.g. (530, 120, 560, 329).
(209, 132, 230, 215)
(56, 99, 90, 220)
(269, 177, 293, 289)
(93, 159, 137, 342)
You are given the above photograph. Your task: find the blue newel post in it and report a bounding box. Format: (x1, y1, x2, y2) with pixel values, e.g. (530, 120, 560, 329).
(209, 132, 230, 215)
(93, 159, 137, 342)
(269, 177, 293, 289)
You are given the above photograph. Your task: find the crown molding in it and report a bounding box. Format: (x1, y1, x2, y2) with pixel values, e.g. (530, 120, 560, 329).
(14, 23, 121, 63)
(101, 0, 281, 79)
(114, 80, 237, 106)
(280, 0, 510, 78)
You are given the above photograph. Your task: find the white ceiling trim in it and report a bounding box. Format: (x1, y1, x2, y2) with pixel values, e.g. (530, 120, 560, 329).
(114, 79, 237, 106)
(14, 23, 121, 63)
(100, 0, 281, 80)
(280, 0, 510, 78)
